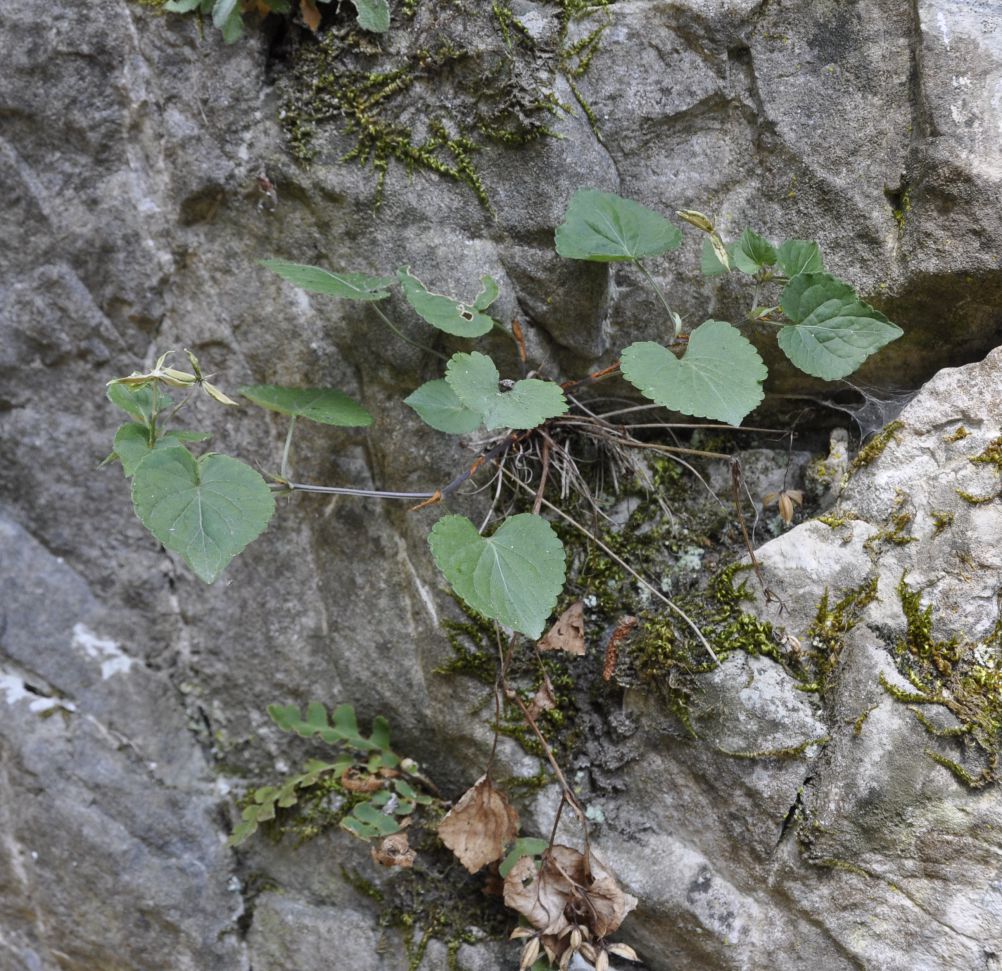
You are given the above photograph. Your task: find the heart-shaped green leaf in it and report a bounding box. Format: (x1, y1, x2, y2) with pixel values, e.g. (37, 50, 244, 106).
(429, 514, 566, 639)
(778, 273, 903, 380)
(404, 380, 482, 434)
(445, 352, 567, 431)
(397, 267, 496, 338)
(620, 320, 767, 426)
(113, 423, 210, 477)
(732, 230, 777, 275)
(352, 0, 389, 32)
(131, 447, 275, 583)
(239, 385, 372, 427)
(555, 189, 682, 262)
(261, 260, 394, 301)
(777, 239, 823, 278)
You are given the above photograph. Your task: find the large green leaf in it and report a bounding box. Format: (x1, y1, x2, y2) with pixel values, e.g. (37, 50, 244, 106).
(131, 447, 275, 583)
(428, 513, 566, 639)
(352, 0, 390, 32)
(261, 260, 394, 301)
(732, 230, 777, 275)
(620, 320, 767, 426)
(239, 385, 372, 427)
(404, 380, 483, 434)
(555, 189, 682, 262)
(778, 273, 903, 380)
(777, 239, 823, 277)
(113, 423, 210, 477)
(397, 267, 496, 338)
(445, 352, 567, 431)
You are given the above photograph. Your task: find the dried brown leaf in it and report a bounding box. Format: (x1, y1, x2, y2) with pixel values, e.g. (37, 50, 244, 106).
(527, 677, 557, 720)
(341, 769, 383, 793)
(538, 601, 586, 656)
(300, 0, 321, 31)
(503, 845, 638, 941)
(438, 775, 519, 874)
(371, 832, 416, 869)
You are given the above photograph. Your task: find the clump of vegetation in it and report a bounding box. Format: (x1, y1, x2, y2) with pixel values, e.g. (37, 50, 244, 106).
(880, 575, 1002, 787)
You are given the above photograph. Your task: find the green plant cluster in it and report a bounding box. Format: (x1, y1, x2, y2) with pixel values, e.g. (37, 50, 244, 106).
(228, 702, 435, 846)
(106, 189, 903, 647)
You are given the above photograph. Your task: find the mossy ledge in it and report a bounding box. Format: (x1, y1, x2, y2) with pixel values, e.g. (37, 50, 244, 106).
(280, 2, 615, 207)
(879, 574, 1002, 788)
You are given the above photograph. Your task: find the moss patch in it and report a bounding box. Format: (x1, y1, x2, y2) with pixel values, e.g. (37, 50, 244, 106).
(849, 420, 903, 473)
(281, 2, 615, 207)
(879, 575, 1002, 787)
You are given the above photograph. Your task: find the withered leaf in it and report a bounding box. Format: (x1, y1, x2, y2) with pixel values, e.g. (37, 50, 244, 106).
(371, 831, 416, 868)
(538, 601, 585, 656)
(527, 676, 557, 720)
(300, 0, 322, 31)
(438, 775, 519, 874)
(503, 845, 638, 940)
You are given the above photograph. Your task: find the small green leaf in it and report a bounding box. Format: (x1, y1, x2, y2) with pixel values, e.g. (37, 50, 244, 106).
(239, 385, 373, 427)
(369, 715, 393, 753)
(131, 447, 275, 584)
(777, 240, 823, 277)
(700, 237, 732, 276)
(218, 6, 244, 42)
(352, 0, 390, 32)
(778, 273, 903, 380)
(428, 513, 566, 639)
(113, 423, 210, 477)
(555, 189, 682, 262)
(620, 320, 767, 426)
(499, 837, 550, 878)
(404, 380, 482, 435)
(261, 260, 394, 301)
(732, 230, 777, 275)
(343, 801, 402, 839)
(445, 352, 567, 431)
(397, 267, 495, 338)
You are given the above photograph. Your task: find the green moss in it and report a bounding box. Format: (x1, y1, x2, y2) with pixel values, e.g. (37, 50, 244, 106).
(806, 576, 879, 691)
(849, 420, 904, 473)
(892, 189, 911, 233)
(879, 579, 1002, 788)
(956, 488, 996, 505)
(717, 734, 830, 760)
(971, 435, 1002, 474)
(931, 510, 954, 535)
(852, 704, 878, 735)
(944, 426, 970, 443)
(863, 509, 917, 555)
(281, 1, 614, 207)
(816, 513, 856, 529)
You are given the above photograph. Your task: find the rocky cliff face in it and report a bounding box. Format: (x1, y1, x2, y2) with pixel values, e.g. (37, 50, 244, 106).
(1, 1, 1000, 969)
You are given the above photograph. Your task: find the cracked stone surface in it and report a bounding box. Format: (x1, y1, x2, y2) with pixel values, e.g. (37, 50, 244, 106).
(1, 0, 1001, 968)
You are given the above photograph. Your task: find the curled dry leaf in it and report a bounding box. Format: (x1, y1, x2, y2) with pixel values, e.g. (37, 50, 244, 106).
(538, 601, 586, 656)
(341, 769, 383, 793)
(371, 832, 416, 869)
(762, 488, 804, 525)
(527, 676, 557, 720)
(438, 775, 519, 874)
(300, 0, 322, 31)
(503, 845, 638, 943)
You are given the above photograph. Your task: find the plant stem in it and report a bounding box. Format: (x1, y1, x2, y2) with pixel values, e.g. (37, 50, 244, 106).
(371, 304, 448, 361)
(280, 415, 297, 481)
(635, 260, 679, 335)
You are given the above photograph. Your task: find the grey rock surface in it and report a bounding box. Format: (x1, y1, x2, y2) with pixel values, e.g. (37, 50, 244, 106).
(1, 0, 1001, 968)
